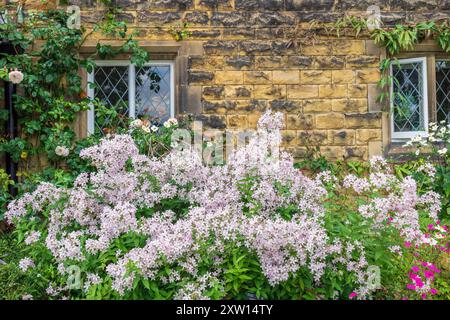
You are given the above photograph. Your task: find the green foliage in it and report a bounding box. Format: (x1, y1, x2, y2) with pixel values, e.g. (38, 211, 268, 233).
(168, 22, 192, 42)
(333, 16, 449, 54)
(332, 15, 369, 38)
(0, 170, 13, 222)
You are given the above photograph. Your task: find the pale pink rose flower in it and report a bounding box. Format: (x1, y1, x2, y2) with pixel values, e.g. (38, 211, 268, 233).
(8, 69, 24, 84)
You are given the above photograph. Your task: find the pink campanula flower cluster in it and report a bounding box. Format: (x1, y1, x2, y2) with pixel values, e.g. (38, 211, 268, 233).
(18, 257, 35, 272)
(343, 159, 441, 243)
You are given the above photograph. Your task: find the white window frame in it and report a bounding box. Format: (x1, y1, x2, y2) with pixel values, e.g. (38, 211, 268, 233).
(390, 57, 429, 141)
(87, 60, 175, 135)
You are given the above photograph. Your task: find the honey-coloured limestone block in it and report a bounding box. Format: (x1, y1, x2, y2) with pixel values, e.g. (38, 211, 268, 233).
(303, 99, 332, 113)
(227, 114, 248, 129)
(333, 40, 365, 55)
(356, 69, 381, 84)
(273, 70, 300, 84)
(315, 113, 345, 129)
(253, 85, 287, 99)
(348, 84, 368, 98)
(318, 85, 348, 99)
(332, 70, 355, 84)
(301, 70, 332, 85)
(298, 130, 329, 145)
(328, 129, 356, 145)
(224, 85, 253, 99)
(281, 130, 298, 146)
(332, 99, 367, 113)
(215, 71, 244, 84)
(345, 112, 382, 129)
(286, 114, 314, 130)
(244, 71, 273, 84)
(287, 85, 319, 99)
(356, 129, 382, 144)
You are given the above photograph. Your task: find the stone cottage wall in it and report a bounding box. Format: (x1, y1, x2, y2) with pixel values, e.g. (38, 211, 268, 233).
(24, 1, 450, 160)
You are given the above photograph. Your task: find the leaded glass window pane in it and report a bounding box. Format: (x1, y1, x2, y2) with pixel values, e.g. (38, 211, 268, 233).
(135, 65, 171, 123)
(436, 60, 450, 123)
(392, 61, 426, 132)
(92, 66, 129, 133)
(87, 62, 174, 135)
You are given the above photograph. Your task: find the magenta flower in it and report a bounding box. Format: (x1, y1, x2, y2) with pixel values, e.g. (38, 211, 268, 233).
(409, 272, 419, 280)
(349, 292, 357, 299)
(430, 289, 438, 295)
(406, 284, 416, 290)
(424, 270, 434, 279)
(404, 242, 411, 248)
(415, 279, 424, 288)
(411, 266, 420, 273)
(428, 224, 434, 230)
(428, 264, 441, 274)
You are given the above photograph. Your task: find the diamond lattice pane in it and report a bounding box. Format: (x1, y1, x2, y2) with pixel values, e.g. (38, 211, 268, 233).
(392, 62, 425, 132)
(436, 61, 450, 124)
(135, 65, 171, 123)
(93, 66, 129, 134)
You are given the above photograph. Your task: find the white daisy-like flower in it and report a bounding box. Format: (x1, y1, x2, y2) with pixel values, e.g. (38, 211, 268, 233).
(168, 118, 178, 126)
(130, 119, 143, 129)
(438, 148, 447, 155)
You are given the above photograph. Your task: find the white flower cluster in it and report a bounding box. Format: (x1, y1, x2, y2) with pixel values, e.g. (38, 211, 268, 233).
(130, 117, 178, 133)
(403, 121, 449, 157)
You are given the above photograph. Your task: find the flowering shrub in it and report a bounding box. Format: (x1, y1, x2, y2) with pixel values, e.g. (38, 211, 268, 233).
(128, 117, 180, 158)
(404, 121, 449, 159)
(1, 111, 448, 300)
(402, 121, 450, 216)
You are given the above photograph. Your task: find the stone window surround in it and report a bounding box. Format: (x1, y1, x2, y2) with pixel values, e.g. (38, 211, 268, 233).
(77, 40, 205, 137)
